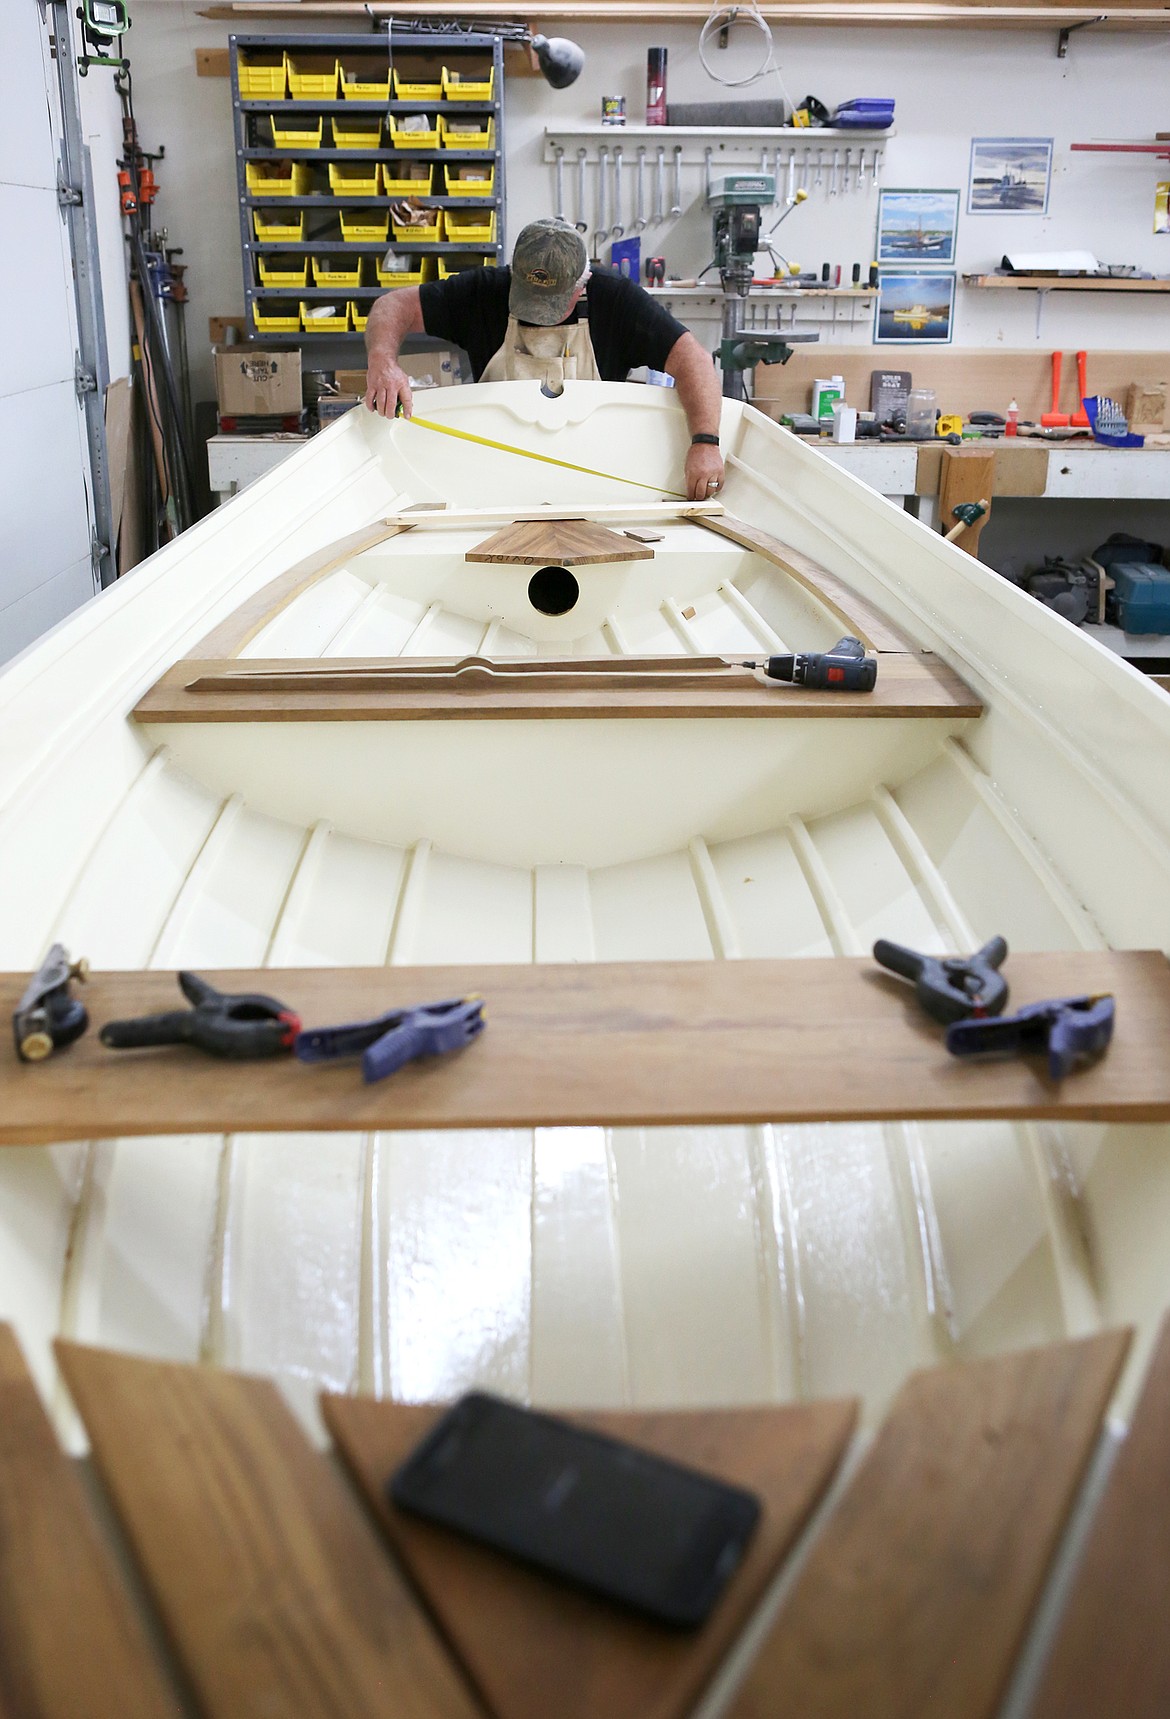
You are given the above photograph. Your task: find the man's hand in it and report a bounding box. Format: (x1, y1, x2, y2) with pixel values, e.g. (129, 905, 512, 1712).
(685, 440, 725, 502)
(365, 357, 414, 420)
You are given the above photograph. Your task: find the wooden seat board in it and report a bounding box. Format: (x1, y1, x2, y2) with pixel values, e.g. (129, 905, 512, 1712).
(692, 511, 919, 653)
(463, 517, 654, 565)
(1029, 1313, 1170, 1719)
(54, 1342, 482, 1719)
(724, 1330, 1132, 1719)
(133, 651, 982, 723)
(321, 1396, 858, 1719)
(0, 1325, 181, 1719)
(2, 952, 1169, 1145)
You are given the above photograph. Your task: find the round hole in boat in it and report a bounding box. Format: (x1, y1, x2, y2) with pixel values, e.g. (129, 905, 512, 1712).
(528, 565, 580, 616)
(540, 379, 564, 398)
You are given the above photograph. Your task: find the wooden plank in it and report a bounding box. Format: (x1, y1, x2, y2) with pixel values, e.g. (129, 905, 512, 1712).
(1029, 1314, 1170, 1719)
(104, 376, 133, 567)
(133, 650, 982, 722)
(55, 1342, 482, 1719)
(3, 952, 1169, 1145)
(465, 518, 654, 566)
(195, 46, 230, 75)
(689, 512, 916, 652)
(0, 1325, 181, 1719)
(915, 441, 1049, 498)
(382, 502, 723, 528)
(200, 1, 1170, 25)
(938, 448, 996, 554)
(322, 1397, 858, 1719)
(209, 316, 247, 344)
(726, 1330, 1131, 1719)
(192, 522, 414, 659)
(965, 274, 1170, 292)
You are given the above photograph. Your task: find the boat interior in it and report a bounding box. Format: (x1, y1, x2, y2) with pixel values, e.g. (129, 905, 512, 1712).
(2, 381, 1169, 1437)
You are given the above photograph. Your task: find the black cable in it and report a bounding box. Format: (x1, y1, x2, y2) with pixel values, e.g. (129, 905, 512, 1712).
(132, 232, 195, 527)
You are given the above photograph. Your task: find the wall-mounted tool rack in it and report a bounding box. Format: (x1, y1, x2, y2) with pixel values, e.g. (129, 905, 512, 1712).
(231, 31, 506, 345)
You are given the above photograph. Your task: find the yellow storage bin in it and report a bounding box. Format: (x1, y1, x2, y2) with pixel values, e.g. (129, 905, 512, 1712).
(391, 209, 442, 244)
(301, 301, 350, 333)
(246, 160, 313, 197)
(312, 254, 364, 287)
(437, 255, 495, 279)
(381, 163, 433, 197)
(331, 115, 383, 150)
(443, 207, 496, 245)
(375, 254, 434, 287)
(392, 65, 443, 100)
(328, 161, 381, 197)
(237, 50, 287, 99)
(253, 298, 301, 333)
(253, 209, 306, 241)
(440, 114, 494, 151)
(270, 116, 323, 149)
(339, 209, 390, 242)
(443, 163, 495, 197)
(339, 57, 391, 100)
(388, 114, 441, 150)
(441, 64, 494, 100)
(287, 54, 339, 99)
(258, 254, 310, 287)
(349, 301, 370, 333)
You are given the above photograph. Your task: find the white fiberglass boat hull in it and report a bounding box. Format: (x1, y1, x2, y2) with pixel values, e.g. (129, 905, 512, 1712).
(1, 382, 1168, 1433)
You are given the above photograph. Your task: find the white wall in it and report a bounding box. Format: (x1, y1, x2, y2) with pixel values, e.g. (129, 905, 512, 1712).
(127, 1, 1170, 405)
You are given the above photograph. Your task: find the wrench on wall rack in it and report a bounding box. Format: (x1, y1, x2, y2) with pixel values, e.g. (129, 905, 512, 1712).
(670, 145, 683, 217)
(654, 145, 665, 225)
(634, 147, 646, 230)
(856, 147, 866, 190)
(612, 146, 624, 237)
(575, 147, 588, 232)
(554, 145, 565, 221)
(595, 144, 609, 258)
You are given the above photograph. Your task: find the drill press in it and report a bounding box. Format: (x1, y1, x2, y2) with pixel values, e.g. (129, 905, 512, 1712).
(701, 172, 818, 401)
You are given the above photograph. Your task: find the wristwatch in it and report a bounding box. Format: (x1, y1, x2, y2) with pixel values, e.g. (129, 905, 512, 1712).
(690, 432, 721, 446)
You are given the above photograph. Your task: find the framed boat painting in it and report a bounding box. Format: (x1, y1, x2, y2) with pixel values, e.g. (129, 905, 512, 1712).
(876, 190, 960, 267)
(873, 271, 956, 344)
(968, 138, 1053, 215)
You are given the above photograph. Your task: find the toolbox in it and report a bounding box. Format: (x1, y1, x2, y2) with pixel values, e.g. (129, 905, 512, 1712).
(833, 98, 895, 128)
(1107, 563, 1170, 635)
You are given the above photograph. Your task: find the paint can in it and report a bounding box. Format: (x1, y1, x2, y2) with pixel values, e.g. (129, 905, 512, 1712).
(601, 95, 626, 126)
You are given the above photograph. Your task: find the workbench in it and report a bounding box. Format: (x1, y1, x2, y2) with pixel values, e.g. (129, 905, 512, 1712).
(206, 431, 309, 504)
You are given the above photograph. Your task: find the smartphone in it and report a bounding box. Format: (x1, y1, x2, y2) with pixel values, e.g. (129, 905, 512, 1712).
(388, 1392, 761, 1629)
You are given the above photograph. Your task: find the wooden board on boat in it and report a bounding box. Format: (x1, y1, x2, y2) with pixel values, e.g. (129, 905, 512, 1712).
(2, 952, 1169, 1144)
(133, 652, 983, 724)
(464, 518, 654, 565)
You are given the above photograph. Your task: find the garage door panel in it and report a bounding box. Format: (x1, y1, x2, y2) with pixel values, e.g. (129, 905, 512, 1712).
(2, 3, 55, 190)
(0, 555, 94, 667)
(0, 186, 76, 396)
(0, 383, 92, 614)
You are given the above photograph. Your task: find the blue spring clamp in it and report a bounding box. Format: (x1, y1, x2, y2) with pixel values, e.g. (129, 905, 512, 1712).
(945, 992, 1115, 1080)
(294, 995, 485, 1084)
(873, 935, 1009, 1025)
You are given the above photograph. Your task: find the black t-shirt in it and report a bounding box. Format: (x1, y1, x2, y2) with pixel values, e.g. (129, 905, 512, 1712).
(418, 265, 688, 382)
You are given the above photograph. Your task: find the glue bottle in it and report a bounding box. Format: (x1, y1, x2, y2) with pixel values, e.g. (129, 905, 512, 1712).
(646, 49, 667, 125)
(1005, 398, 1019, 438)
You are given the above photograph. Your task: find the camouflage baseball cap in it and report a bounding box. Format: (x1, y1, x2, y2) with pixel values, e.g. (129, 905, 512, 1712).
(509, 219, 589, 325)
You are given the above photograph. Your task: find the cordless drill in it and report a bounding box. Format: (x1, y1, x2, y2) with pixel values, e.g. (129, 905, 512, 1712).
(740, 635, 877, 691)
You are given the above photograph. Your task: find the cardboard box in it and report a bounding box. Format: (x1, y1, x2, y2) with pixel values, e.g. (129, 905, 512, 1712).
(214, 347, 302, 416)
(335, 348, 460, 396)
(318, 394, 362, 426)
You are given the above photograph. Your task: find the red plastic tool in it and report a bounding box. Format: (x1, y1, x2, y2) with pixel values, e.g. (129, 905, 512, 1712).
(1041, 352, 1070, 428)
(1072, 350, 1090, 428)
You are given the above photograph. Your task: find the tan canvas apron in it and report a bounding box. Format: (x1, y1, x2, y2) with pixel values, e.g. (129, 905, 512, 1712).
(480, 315, 601, 388)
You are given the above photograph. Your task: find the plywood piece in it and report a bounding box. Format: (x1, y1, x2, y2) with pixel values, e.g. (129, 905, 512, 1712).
(727, 1330, 1131, 1719)
(1029, 1314, 1170, 1719)
(209, 316, 247, 344)
(322, 1396, 858, 1719)
(195, 47, 230, 75)
(465, 518, 654, 566)
(134, 649, 982, 722)
(938, 448, 996, 555)
(916, 441, 1049, 497)
(104, 376, 133, 566)
(55, 1342, 482, 1719)
(383, 502, 723, 528)
(690, 512, 915, 652)
(193, 522, 415, 658)
(0, 1325, 180, 1719)
(3, 951, 1170, 1145)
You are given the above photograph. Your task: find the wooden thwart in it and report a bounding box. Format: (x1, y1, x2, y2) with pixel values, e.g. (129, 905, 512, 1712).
(56, 1342, 482, 1719)
(134, 651, 981, 723)
(464, 517, 654, 565)
(1029, 1314, 1170, 1719)
(322, 1396, 857, 1719)
(3, 951, 1169, 1145)
(0, 1325, 179, 1719)
(726, 1330, 1132, 1719)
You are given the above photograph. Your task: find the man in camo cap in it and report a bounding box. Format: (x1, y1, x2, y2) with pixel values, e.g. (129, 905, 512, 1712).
(365, 217, 725, 501)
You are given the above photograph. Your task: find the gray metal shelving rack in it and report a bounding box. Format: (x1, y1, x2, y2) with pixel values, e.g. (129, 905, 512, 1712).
(230, 30, 505, 347)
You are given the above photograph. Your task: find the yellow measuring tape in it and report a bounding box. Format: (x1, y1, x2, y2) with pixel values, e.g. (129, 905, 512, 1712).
(402, 411, 686, 500)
